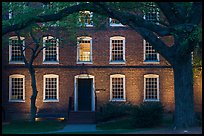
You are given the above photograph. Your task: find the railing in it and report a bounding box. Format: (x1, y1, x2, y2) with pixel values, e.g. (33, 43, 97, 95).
(68, 96, 72, 119)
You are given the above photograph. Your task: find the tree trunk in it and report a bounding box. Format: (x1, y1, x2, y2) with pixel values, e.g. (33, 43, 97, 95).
(28, 66, 38, 122)
(172, 53, 197, 129)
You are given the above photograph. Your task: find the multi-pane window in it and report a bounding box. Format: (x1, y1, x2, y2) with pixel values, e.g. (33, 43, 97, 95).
(9, 74, 25, 102)
(109, 18, 124, 27)
(110, 74, 126, 101)
(110, 36, 125, 64)
(144, 2, 159, 24)
(77, 37, 92, 63)
(43, 74, 59, 102)
(43, 36, 59, 64)
(144, 74, 159, 101)
(79, 11, 93, 27)
(144, 40, 159, 62)
(9, 36, 25, 64)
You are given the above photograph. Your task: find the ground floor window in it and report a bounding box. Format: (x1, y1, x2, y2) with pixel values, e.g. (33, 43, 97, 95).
(9, 74, 25, 102)
(144, 74, 159, 101)
(43, 74, 59, 102)
(110, 74, 126, 101)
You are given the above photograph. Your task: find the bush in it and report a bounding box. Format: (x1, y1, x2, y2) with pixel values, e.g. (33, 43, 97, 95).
(96, 102, 134, 122)
(130, 102, 164, 128)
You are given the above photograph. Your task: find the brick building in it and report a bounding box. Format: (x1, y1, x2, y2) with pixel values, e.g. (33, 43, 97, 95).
(2, 3, 202, 122)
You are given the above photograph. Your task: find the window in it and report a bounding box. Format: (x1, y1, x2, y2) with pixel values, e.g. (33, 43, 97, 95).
(109, 18, 124, 27)
(77, 37, 92, 64)
(144, 74, 159, 101)
(110, 74, 126, 101)
(43, 74, 59, 102)
(9, 74, 25, 102)
(144, 2, 159, 24)
(9, 36, 25, 64)
(110, 36, 125, 64)
(143, 40, 159, 63)
(43, 36, 59, 64)
(79, 11, 93, 27)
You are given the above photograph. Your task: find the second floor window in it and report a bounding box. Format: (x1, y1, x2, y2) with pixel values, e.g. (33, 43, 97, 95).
(77, 37, 92, 63)
(110, 36, 125, 64)
(9, 36, 25, 64)
(43, 36, 59, 64)
(79, 11, 93, 27)
(143, 40, 159, 63)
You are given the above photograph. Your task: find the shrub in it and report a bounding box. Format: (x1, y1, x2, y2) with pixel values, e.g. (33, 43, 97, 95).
(96, 102, 134, 122)
(130, 102, 164, 128)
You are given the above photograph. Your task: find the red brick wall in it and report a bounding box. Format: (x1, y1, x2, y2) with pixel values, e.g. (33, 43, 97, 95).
(2, 27, 201, 120)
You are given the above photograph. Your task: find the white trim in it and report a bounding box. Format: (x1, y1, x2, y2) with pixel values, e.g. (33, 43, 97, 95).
(74, 74, 95, 111)
(143, 39, 159, 64)
(143, 74, 159, 102)
(109, 18, 125, 27)
(109, 36, 126, 64)
(43, 36, 59, 64)
(9, 74, 25, 102)
(9, 36, 25, 64)
(79, 11, 93, 27)
(43, 74, 59, 102)
(77, 36, 93, 64)
(110, 74, 126, 101)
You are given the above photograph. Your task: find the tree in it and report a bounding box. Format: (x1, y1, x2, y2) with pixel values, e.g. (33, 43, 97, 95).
(2, 2, 202, 129)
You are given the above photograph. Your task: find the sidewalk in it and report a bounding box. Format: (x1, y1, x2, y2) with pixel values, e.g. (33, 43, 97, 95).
(37, 124, 202, 134)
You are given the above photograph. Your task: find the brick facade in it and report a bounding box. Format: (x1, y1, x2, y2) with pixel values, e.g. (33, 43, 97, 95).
(2, 18, 202, 121)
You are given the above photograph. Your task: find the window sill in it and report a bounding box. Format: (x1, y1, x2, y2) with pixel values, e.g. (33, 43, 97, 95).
(9, 100, 25, 102)
(143, 61, 160, 64)
(110, 24, 126, 27)
(43, 100, 59, 102)
(77, 61, 93, 64)
(43, 61, 59, 64)
(143, 99, 160, 102)
(9, 61, 25, 64)
(109, 99, 126, 102)
(109, 61, 126, 64)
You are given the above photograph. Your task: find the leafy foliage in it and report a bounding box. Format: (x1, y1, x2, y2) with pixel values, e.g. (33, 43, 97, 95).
(130, 102, 164, 128)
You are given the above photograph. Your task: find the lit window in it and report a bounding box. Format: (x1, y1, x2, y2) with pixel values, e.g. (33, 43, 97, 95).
(43, 74, 59, 102)
(110, 36, 125, 64)
(77, 37, 92, 64)
(144, 40, 159, 63)
(110, 74, 126, 101)
(144, 74, 159, 101)
(9, 74, 25, 102)
(109, 18, 124, 27)
(9, 36, 25, 64)
(79, 11, 93, 27)
(43, 36, 59, 64)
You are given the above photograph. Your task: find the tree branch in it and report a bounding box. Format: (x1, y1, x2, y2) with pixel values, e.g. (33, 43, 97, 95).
(187, 2, 202, 24)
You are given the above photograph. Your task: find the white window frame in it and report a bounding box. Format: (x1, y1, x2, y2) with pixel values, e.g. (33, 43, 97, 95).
(43, 74, 59, 102)
(109, 18, 125, 27)
(143, 39, 159, 64)
(9, 36, 25, 64)
(77, 36, 93, 64)
(43, 36, 59, 64)
(110, 74, 126, 102)
(143, 2, 160, 25)
(144, 74, 159, 102)
(110, 36, 126, 64)
(79, 11, 93, 27)
(9, 74, 25, 102)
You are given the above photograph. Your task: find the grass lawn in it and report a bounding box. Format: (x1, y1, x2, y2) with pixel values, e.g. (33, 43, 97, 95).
(2, 120, 67, 134)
